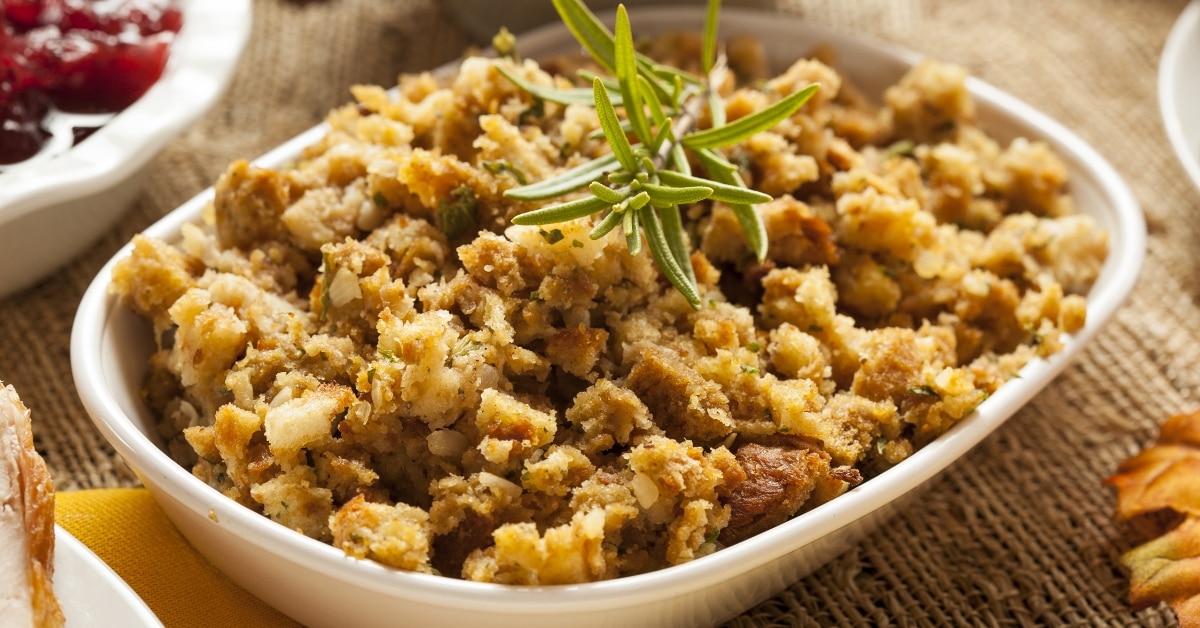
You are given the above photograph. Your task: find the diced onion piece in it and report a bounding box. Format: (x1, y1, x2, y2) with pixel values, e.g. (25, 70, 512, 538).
(631, 472, 659, 509)
(477, 471, 522, 499)
(328, 268, 362, 307)
(427, 429, 469, 458)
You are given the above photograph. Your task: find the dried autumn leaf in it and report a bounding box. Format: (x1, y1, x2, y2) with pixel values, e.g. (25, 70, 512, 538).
(1122, 517, 1200, 623)
(1109, 412, 1200, 520)
(1107, 409, 1200, 626)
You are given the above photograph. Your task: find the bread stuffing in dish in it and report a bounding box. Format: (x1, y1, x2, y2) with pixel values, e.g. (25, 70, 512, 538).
(109, 16, 1107, 584)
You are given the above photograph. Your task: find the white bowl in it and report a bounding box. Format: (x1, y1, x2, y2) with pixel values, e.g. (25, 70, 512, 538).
(70, 7, 1145, 628)
(0, 0, 251, 299)
(1160, 0, 1200, 195)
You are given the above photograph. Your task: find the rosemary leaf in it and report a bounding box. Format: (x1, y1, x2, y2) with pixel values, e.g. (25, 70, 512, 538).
(649, 61, 701, 88)
(495, 65, 609, 106)
(589, 181, 629, 204)
(729, 200, 768, 262)
(670, 143, 692, 176)
(694, 146, 738, 174)
(708, 184, 771, 205)
(656, 169, 770, 204)
(590, 64, 675, 108)
(589, 208, 624, 239)
(649, 120, 674, 153)
(702, 0, 722, 74)
(505, 154, 618, 200)
(642, 182, 713, 206)
(512, 194, 611, 225)
(588, 119, 634, 142)
(615, 6, 653, 146)
(708, 91, 727, 128)
(700, 164, 768, 261)
(594, 77, 640, 172)
(642, 206, 701, 307)
(624, 207, 642, 255)
(659, 204, 697, 286)
(681, 83, 819, 150)
(577, 69, 620, 92)
(640, 75, 668, 128)
(552, 0, 618, 73)
(509, 0, 787, 302)
(556, 0, 693, 104)
(609, 171, 635, 186)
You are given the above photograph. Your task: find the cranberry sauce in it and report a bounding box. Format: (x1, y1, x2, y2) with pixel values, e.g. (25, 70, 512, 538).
(0, 0, 183, 165)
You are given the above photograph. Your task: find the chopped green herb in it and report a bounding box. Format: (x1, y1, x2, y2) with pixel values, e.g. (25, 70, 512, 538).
(967, 390, 991, 414)
(530, 290, 542, 301)
(571, 239, 584, 248)
(372, 191, 389, 209)
(908, 385, 942, 400)
(452, 338, 485, 356)
(482, 159, 529, 185)
(884, 139, 916, 158)
(539, 228, 566, 244)
(747, 341, 761, 353)
(740, 365, 759, 375)
(436, 185, 478, 240)
(518, 98, 546, 125)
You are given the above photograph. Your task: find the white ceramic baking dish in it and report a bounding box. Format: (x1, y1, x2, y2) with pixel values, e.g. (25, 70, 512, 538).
(70, 7, 1144, 627)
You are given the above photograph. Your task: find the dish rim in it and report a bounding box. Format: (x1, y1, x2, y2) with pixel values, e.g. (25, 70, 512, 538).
(0, 0, 253, 226)
(54, 525, 164, 627)
(1159, 0, 1200, 194)
(70, 4, 1146, 616)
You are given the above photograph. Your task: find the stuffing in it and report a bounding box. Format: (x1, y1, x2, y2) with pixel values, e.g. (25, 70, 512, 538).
(110, 32, 1107, 584)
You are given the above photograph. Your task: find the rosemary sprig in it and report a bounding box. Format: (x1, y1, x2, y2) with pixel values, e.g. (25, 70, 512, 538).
(502, 0, 817, 308)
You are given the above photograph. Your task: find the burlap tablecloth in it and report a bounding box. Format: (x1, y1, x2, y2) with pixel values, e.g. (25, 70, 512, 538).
(2, 0, 1188, 625)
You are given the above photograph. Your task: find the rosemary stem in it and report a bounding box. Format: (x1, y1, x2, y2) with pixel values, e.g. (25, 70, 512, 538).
(653, 54, 726, 171)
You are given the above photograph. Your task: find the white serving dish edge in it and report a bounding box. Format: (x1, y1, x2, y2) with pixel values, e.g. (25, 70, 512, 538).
(70, 7, 1144, 627)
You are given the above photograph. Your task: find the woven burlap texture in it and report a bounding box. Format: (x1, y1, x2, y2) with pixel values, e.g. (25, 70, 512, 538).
(1, 0, 1188, 625)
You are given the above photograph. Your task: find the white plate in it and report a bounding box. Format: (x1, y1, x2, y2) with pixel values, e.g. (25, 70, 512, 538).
(55, 525, 162, 627)
(1160, 0, 1200, 194)
(70, 7, 1146, 628)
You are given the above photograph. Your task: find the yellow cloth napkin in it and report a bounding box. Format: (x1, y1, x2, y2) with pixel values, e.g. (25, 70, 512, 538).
(55, 488, 302, 628)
